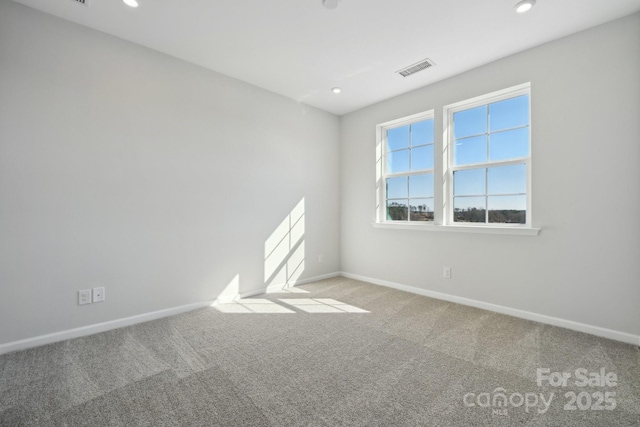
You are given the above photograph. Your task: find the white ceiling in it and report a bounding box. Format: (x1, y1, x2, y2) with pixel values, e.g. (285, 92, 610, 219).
(11, 0, 640, 115)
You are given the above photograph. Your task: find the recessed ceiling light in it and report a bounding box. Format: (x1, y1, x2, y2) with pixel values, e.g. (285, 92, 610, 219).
(331, 87, 342, 94)
(123, 0, 139, 8)
(514, 0, 535, 13)
(323, 0, 340, 10)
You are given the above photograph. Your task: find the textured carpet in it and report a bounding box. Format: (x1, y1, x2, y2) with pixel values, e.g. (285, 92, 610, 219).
(1, 277, 638, 426)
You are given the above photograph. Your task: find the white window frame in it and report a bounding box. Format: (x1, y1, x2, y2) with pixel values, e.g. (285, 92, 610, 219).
(375, 110, 435, 224)
(374, 83, 539, 236)
(443, 83, 532, 228)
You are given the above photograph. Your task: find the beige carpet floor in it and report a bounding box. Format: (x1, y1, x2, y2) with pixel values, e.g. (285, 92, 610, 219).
(1, 276, 639, 426)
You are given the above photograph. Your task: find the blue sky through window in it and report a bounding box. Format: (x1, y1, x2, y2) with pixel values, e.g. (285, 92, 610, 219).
(491, 128, 529, 161)
(384, 117, 435, 221)
(454, 95, 529, 166)
(387, 126, 409, 151)
(409, 174, 434, 198)
(490, 95, 529, 131)
(454, 106, 487, 139)
(453, 94, 529, 213)
(387, 176, 408, 199)
(386, 119, 435, 174)
(411, 120, 434, 145)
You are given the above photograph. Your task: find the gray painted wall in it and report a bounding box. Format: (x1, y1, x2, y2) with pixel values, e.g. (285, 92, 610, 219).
(340, 13, 640, 337)
(0, 1, 340, 344)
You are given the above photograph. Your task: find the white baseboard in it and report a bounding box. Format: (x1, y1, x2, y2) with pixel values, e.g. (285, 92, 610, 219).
(0, 272, 342, 356)
(0, 300, 215, 356)
(248, 271, 342, 295)
(340, 271, 640, 346)
(6, 270, 633, 355)
(286, 271, 342, 287)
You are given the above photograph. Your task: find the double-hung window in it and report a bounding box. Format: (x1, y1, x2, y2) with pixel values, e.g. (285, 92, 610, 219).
(375, 83, 534, 233)
(376, 111, 435, 223)
(444, 83, 531, 226)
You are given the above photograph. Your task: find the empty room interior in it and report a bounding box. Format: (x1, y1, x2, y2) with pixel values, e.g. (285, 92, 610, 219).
(1, 0, 639, 425)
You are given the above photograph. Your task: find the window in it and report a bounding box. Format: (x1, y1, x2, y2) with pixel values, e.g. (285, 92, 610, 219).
(375, 83, 534, 233)
(445, 84, 531, 226)
(376, 111, 435, 223)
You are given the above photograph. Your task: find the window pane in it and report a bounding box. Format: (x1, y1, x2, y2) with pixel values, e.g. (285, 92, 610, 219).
(411, 119, 434, 146)
(453, 105, 487, 139)
(411, 145, 434, 170)
(387, 125, 410, 151)
(387, 200, 408, 221)
(488, 195, 526, 224)
(453, 197, 486, 223)
(453, 168, 485, 196)
(386, 176, 408, 199)
(409, 198, 434, 221)
(490, 128, 529, 161)
(488, 164, 526, 195)
(490, 95, 529, 132)
(387, 149, 410, 173)
(409, 174, 433, 198)
(454, 136, 487, 166)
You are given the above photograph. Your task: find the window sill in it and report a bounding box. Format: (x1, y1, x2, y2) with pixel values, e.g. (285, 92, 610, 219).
(372, 222, 540, 236)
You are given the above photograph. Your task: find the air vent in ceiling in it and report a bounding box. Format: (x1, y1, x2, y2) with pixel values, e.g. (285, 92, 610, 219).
(397, 58, 435, 77)
(71, 0, 90, 6)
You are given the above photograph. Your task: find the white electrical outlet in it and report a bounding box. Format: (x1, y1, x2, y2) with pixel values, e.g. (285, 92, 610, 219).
(92, 287, 105, 303)
(443, 267, 452, 279)
(79, 289, 92, 305)
(318, 254, 324, 263)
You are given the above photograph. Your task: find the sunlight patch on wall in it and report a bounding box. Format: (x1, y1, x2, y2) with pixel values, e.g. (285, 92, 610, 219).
(214, 274, 240, 304)
(286, 241, 305, 284)
(264, 198, 305, 290)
